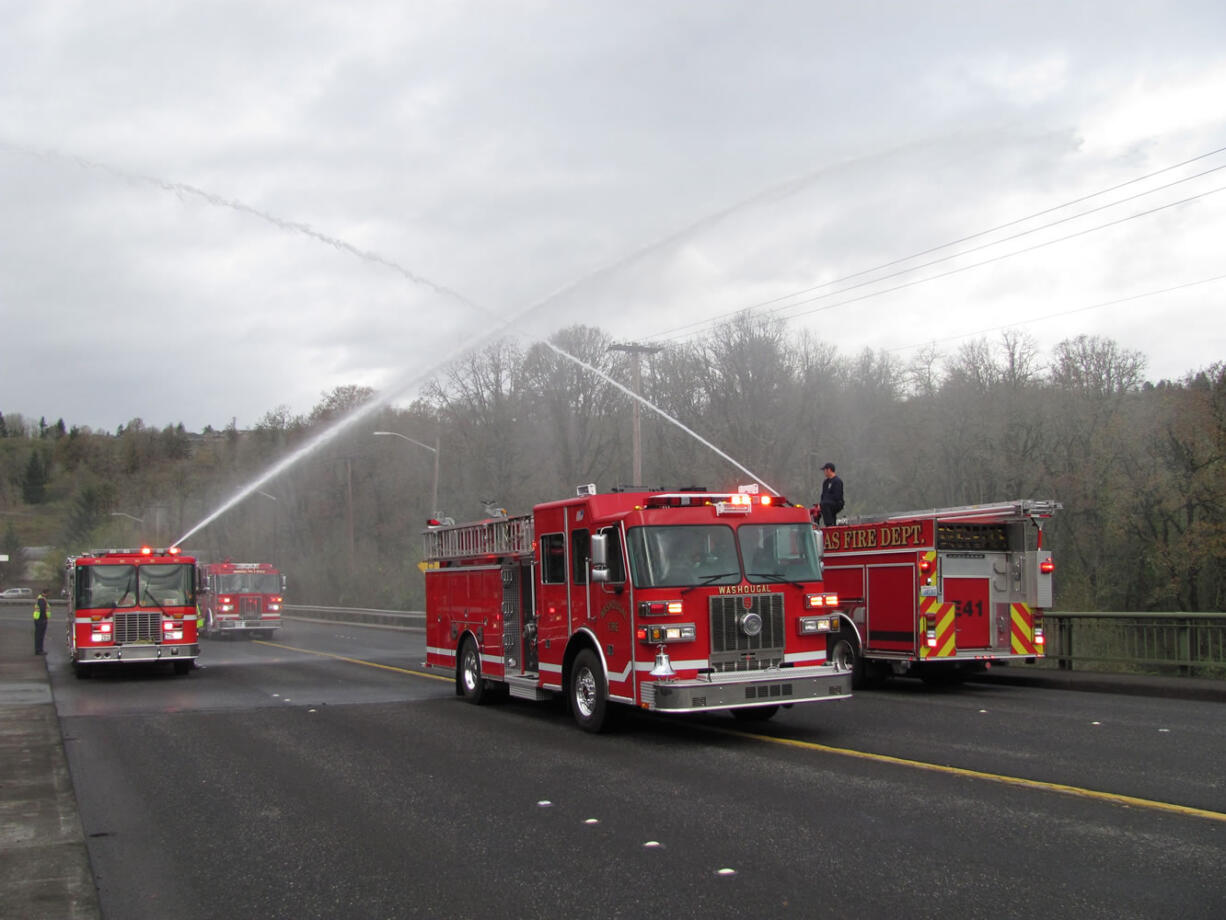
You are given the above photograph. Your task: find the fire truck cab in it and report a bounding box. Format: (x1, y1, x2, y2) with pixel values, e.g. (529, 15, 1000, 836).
(820, 500, 1059, 686)
(196, 561, 285, 638)
(64, 546, 200, 678)
(424, 485, 852, 732)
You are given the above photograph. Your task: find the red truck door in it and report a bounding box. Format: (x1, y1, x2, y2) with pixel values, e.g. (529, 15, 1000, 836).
(944, 575, 992, 649)
(866, 563, 917, 652)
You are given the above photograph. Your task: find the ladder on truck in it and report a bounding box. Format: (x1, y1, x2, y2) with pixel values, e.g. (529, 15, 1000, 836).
(423, 514, 535, 562)
(846, 500, 1062, 526)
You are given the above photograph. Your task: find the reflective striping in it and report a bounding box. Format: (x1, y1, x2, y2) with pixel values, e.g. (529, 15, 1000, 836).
(721, 727, 1226, 825)
(919, 596, 956, 659)
(634, 659, 708, 672)
(1010, 603, 1038, 655)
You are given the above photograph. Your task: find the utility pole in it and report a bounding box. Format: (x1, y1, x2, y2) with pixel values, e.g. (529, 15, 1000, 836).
(609, 342, 661, 487)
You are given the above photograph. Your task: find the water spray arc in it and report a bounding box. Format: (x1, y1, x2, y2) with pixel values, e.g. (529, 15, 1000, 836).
(8, 143, 786, 542)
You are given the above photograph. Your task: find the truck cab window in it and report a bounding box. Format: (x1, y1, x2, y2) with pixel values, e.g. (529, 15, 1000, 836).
(540, 533, 566, 584)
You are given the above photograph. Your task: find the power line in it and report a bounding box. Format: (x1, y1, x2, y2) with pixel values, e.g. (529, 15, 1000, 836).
(883, 273, 1226, 355)
(646, 143, 1226, 343)
(768, 182, 1226, 326)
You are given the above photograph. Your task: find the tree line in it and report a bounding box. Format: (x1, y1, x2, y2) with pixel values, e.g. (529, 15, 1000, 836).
(1, 314, 1223, 612)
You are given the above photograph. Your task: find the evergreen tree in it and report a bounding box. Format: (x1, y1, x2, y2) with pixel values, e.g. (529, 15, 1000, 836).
(22, 451, 47, 504)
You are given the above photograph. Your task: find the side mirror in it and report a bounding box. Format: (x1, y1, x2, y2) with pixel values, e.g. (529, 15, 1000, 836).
(590, 533, 608, 566)
(590, 533, 609, 583)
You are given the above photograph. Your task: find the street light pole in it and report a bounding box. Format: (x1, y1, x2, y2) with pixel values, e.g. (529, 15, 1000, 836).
(373, 431, 441, 516)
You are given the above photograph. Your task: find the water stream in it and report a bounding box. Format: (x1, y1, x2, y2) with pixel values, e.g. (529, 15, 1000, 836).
(4, 142, 785, 543)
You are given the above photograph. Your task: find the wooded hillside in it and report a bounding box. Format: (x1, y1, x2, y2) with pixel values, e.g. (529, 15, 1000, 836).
(2, 316, 1222, 612)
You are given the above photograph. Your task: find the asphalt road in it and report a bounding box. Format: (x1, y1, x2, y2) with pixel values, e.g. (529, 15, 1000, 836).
(43, 618, 1226, 920)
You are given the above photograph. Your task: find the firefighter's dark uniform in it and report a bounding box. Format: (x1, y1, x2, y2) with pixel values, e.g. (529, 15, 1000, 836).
(33, 593, 49, 655)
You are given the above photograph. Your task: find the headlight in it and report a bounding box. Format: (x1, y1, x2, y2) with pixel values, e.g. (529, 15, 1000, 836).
(636, 623, 696, 643)
(798, 616, 835, 635)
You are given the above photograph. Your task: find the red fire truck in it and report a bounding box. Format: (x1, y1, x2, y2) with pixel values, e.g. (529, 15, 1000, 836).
(64, 546, 200, 678)
(424, 485, 852, 732)
(196, 561, 285, 638)
(819, 500, 1060, 686)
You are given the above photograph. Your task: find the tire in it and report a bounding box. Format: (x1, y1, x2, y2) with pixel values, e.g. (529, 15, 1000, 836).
(569, 648, 609, 733)
(731, 705, 779, 722)
(173, 659, 192, 676)
(828, 630, 867, 689)
(73, 660, 92, 679)
(458, 639, 487, 704)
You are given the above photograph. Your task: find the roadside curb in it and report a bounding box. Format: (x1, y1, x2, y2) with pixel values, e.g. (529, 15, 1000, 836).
(0, 617, 101, 920)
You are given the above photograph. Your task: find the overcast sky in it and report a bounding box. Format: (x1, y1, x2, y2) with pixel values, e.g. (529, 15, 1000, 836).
(3, 1, 1224, 433)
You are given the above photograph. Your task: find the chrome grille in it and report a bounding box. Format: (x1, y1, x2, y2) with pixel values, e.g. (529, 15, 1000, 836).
(113, 611, 160, 643)
(240, 596, 261, 616)
(709, 593, 785, 672)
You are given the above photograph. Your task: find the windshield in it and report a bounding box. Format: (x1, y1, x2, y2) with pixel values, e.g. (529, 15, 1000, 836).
(78, 564, 138, 608)
(76, 562, 194, 609)
(626, 525, 741, 588)
(216, 572, 281, 594)
(140, 564, 194, 606)
(739, 524, 823, 583)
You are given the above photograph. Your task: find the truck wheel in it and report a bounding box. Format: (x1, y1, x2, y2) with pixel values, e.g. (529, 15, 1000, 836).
(73, 660, 92, 679)
(731, 705, 779, 722)
(569, 648, 608, 733)
(173, 660, 192, 676)
(828, 630, 868, 689)
(458, 639, 487, 704)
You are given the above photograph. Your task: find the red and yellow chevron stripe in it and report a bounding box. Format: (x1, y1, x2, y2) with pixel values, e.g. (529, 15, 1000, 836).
(1010, 602, 1042, 655)
(919, 596, 956, 658)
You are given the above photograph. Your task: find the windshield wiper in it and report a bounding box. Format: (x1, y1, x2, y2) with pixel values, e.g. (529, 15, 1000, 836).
(681, 571, 740, 594)
(745, 571, 807, 589)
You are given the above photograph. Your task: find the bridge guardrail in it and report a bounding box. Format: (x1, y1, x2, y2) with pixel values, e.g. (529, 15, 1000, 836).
(283, 604, 424, 630)
(280, 604, 1225, 679)
(1046, 612, 1226, 678)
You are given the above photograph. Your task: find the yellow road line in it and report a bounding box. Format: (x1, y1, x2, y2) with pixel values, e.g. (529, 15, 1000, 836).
(723, 726, 1226, 824)
(256, 638, 1226, 823)
(253, 639, 451, 683)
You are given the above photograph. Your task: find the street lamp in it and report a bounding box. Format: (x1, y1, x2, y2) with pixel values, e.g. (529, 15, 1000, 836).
(373, 431, 440, 516)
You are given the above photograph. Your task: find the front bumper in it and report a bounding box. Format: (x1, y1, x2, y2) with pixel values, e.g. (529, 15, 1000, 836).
(74, 643, 200, 663)
(640, 664, 852, 713)
(214, 620, 281, 633)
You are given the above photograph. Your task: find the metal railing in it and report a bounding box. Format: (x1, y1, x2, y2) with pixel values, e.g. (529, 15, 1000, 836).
(278, 604, 1226, 679)
(283, 604, 424, 630)
(1046, 612, 1226, 678)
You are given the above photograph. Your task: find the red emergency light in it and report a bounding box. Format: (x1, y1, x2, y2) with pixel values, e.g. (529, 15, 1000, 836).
(1040, 558, 1055, 574)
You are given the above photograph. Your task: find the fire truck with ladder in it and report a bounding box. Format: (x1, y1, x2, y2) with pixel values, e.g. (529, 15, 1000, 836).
(424, 485, 852, 732)
(819, 500, 1060, 686)
(196, 560, 285, 638)
(64, 546, 200, 678)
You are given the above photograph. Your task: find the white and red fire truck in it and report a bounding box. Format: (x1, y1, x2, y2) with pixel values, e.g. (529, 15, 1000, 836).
(424, 485, 852, 732)
(819, 500, 1059, 685)
(64, 546, 200, 678)
(196, 560, 285, 638)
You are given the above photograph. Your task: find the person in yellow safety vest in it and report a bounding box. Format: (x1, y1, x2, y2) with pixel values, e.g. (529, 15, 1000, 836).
(33, 591, 49, 655)
(196, 603, 204, 632)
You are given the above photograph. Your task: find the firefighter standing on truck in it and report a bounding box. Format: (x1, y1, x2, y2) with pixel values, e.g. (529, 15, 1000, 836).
(818, 462, 844, 526)
(33, 590, 49, 655)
